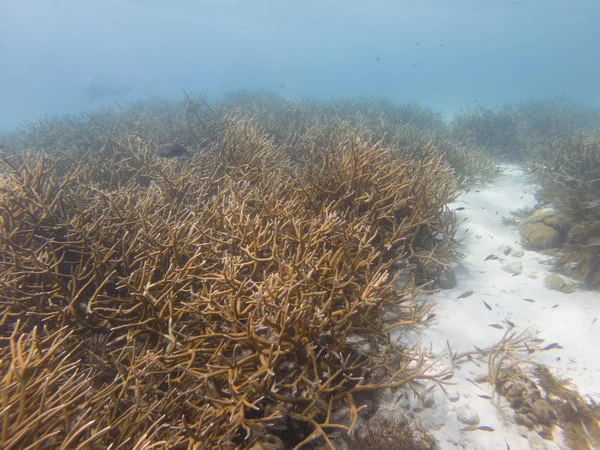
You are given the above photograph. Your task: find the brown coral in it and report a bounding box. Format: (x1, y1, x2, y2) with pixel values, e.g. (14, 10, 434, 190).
(0, 113, 456, 448)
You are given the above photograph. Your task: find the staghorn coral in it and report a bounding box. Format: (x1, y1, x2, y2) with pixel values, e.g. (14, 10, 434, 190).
(454, 330, 600, 449)
(344, 409, 435, 450)
(0, 115, 457, 449)
(531, 137, 600, 287)
(534, 367, 600, 450)
(451, 100, 600, 162)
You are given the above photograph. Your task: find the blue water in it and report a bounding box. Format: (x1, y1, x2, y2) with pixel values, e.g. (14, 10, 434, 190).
(2, 0, 600, 131)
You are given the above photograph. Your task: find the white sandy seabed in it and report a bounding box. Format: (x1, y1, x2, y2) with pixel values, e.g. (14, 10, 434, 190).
(388, 165, 600, 450)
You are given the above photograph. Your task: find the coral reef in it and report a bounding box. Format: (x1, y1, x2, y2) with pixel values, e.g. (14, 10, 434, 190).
(0, 105, 457, 448)
(455, 329, 600, 449)
(3, 89, 600, 448)
(344, 409, 436, 450)
(531, 137, 600, 287)
(452, 100, 600, 162)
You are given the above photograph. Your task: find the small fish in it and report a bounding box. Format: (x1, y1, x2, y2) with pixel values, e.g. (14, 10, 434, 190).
(474, 345, 486, 355)
(441, 373, 454, 381)
(280, 84, 285, 87)
(412, 62, 418, 67)
(519, 196, 523, 199)
(523, 298, 535, 303)
(551, 304, 559, 309)
(464, 228, 469, 233)
(582, 200, 600, 209)
(457, 290, 474, 299)
(462, 425, 495, 432)
(505, 319, 515, 328)
(154, 142, 188, 157)
(375, 56, 381, 61)
(426, 313, 436, 321)
(455, 207, 466, 211)
(593, 317, 597, 325)
(483, 301, 492, 311)
(484, 254, 497, 261)
(447, 341, 458, 362)
(524, 342, 534, 354)
(465, 188, 471, 194)
(542, 343, 562, 351)
(478, 394, 492, 399)
(415, 42, 419, 45)
(488, 324, 504, 329)
(532, 338, 545, 343)
(463, 217, 468, 221)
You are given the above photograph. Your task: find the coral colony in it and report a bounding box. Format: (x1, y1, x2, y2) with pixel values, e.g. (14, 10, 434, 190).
(0, 93, 598, 449)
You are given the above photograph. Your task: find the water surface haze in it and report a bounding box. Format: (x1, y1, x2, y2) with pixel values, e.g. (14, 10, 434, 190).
(2, 0, 600, 130)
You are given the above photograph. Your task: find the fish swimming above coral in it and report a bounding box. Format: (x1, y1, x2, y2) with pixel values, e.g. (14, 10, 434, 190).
(153, 142, 188, 157)
(83, 77, 131, 101)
